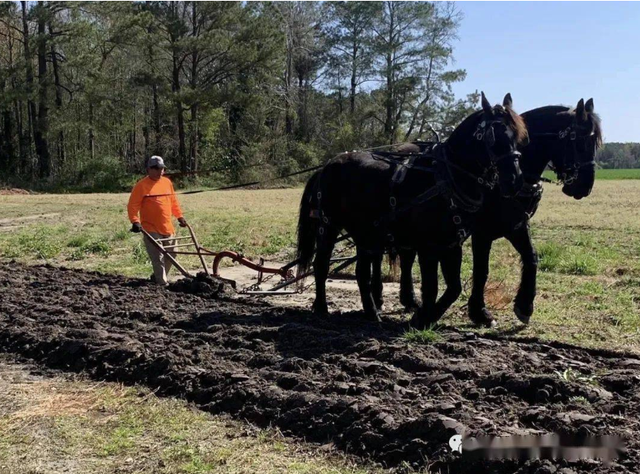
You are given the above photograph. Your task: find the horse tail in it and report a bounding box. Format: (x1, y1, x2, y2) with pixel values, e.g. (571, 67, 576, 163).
(387, 246, 400, 283)
(296, 170, 321, 277)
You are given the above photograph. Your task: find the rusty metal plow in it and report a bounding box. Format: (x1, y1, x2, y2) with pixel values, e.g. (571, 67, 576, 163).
(141, 225, 356, 295)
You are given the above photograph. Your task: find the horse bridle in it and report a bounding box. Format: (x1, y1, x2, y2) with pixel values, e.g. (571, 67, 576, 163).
(532, 121, 596, 185)
(474, 118, 522, 160)
(472, 117, 522, 188)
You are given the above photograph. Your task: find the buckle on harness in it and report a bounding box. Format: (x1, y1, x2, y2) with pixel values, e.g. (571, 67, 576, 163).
(453, 215, 462, 225)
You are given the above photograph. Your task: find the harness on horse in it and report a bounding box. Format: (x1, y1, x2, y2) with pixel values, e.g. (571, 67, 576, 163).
(507, 118, 596, 229)
(372, 143, 491, 248)
(530, 121, 596, 186)
(310, 118, 520, 250)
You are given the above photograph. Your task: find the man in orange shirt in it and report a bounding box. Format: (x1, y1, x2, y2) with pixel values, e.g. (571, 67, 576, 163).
(127, 156, 188, 285)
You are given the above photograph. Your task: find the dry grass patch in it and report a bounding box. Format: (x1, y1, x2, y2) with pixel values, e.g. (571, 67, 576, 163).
(0, 357, 385, 474)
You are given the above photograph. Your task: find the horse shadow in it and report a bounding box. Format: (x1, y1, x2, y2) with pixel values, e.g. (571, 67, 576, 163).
(172, 298, 413, 361)
(170, 295, 526, 362)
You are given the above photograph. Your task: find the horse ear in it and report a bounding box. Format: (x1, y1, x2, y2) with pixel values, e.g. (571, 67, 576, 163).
(576, 98, 587, 121)
(585, 98, 594, 113)
(502, 93, 513, 108)
(481, 91, 492, 114)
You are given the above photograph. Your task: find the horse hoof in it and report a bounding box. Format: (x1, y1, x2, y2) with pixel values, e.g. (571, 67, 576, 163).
(475, 317, 497, 329)
(400, 295, 419, 311)
(312, 302, 329, 317)
(409, 314, 426, 330)
(374, 299, 384, 311)
(469, 307, 496, 328)
(410, 313, 440, 329)
(514, 305, 531, 325)
(364, 310, 382, 323)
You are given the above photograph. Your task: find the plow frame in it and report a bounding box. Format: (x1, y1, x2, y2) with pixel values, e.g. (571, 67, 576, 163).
(141, 225, 355, 295)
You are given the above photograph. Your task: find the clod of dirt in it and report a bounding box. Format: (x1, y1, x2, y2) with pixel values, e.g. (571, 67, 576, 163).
(168, 272, 231, 298)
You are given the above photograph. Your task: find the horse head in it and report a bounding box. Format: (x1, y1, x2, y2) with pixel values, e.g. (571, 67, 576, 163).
(473, 92, 528, 197)
(557, 98, 602, 200)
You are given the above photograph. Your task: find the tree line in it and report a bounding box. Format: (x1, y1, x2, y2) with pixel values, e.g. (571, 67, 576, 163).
(596, 143, 640, 169)
(0, 1, 479, 191)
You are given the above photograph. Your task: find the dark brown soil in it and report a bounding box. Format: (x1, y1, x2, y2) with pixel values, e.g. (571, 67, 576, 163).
(0, 261, 638, 473)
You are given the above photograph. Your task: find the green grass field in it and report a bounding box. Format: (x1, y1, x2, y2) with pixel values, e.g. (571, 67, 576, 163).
(542, 168, 640, 181)
(1, 179, 639, 353)
(594, 168, 640, 179)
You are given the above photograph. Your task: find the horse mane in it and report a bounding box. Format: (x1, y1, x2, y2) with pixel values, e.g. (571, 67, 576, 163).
(523, 105, 603, 149)
(450, 106, 528, 146)
(502, 105, 529, 146)
(588, 112, 603, 149)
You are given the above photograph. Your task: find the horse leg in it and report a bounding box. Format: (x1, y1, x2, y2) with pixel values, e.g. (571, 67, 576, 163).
(356, 249, 382, 322)
(506, 223, 537, 324)
(399, 248, 419, 310)
(467, 235, 497, 327)
(312, 227, 339, 317)
(410, 251, 438, 329)
(371, 252, 384, 310)
(434, 247, 463, 320)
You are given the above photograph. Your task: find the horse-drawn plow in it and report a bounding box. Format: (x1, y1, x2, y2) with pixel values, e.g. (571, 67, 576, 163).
(0, 95, 633, 472)
(141, 224, 357, 295)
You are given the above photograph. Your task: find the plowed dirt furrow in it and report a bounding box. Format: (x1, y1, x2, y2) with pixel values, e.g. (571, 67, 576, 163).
(0, 262, 638, 473)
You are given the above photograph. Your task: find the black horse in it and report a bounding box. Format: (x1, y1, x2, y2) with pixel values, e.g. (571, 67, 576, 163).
(397, 98, 603, 327)
(296, 93, 529, 327)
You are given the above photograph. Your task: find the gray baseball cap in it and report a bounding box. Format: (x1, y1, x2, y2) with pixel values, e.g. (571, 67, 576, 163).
(147, 155, 166, 169)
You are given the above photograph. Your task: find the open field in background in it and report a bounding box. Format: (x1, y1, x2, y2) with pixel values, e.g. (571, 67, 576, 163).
(0, 179, 639, 352)
(542, 168, 640, 180)
(592, 169, 640, 179)
(0, 356, 381, 474)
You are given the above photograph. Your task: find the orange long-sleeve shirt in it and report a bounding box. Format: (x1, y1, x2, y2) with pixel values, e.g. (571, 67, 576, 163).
(127, 176, 183, 235)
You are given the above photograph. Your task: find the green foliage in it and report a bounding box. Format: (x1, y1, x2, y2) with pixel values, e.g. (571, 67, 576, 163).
(597, 143, 640, 169)
(403, 328, 442, 345)
(0, 1, 471, 192)
(132, 241, 150, 265)
(555, 368, 599, 386)
(537, 243, 599, 276)
(57, 156, 137, 192)
(562, 253, 599, 276)
(2, 227, 66, 260)
(568, 396, 590, 406)
(538, 242, 563, 272)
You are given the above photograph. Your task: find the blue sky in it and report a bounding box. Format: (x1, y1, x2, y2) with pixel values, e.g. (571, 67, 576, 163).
(451, 2, 640, 143)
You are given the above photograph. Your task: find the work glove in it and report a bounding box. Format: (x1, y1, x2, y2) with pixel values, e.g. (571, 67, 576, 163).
(178, 217, 188, 228)
(130, 222, 142, 233)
